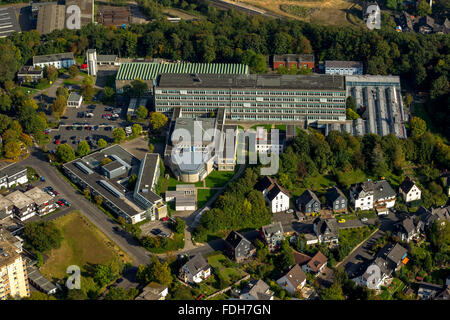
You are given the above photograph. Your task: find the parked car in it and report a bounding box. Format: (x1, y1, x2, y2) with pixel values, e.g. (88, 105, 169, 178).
(57, 200, 65, 206)
(151, 228, 162, 235)
(360, 217, 368, 222)
(338, 219, 346, 223)
(160, 232, 170, 238)
(161, 217, 169, 222)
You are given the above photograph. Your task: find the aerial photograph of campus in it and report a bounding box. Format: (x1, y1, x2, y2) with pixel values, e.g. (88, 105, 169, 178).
(0, 0, 448, 311)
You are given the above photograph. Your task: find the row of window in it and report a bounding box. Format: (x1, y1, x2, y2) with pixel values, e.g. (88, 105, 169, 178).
(158, 90, 345, 97)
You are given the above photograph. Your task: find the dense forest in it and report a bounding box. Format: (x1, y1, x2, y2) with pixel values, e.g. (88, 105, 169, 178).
(0, 4, 448, 137)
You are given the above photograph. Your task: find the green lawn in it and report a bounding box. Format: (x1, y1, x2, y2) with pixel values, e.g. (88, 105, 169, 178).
(274, 124, 286, 131)
(143, 233, 185, 254)
(336, 169, 368, 189)
(356, 210, 378, 219)
(39, 211, 131, 281)
(380, 278, 405, 300)
(204, 169, 236, 188)
(250, 124, 272, 131)
(18, 86, 40, 95)
(338, 225, 377, 253)
(197, 189, 217, 208)
(206, 253, 246, 284)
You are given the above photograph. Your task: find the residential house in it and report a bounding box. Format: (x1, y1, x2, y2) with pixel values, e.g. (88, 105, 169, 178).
(417, 282, 446, 300)
(296, 189, 321, 214)
(399, 177, 421, 203)
(349, 180, 396, 215)
(394, 217, 419, 242)
(352, 243, 408, 289)
(313, 218, 339, 244)
(325, 186, 347, 213)
(0, 195, 14, 221)
(276, 264, 307, 296)
(224, 230, 255, 263)
(293, 250, 312, 266)
(415, 206, 450, 230)
(135, 282, 168, 300)
(67, 92, 83, 108)
(239, 279, 274, 300)
(5, 191, 36, 221)
(24, 187, 55, 216)
(179, 254, 211, 284)
(259, 221, 284, 252)
(302, 251, 328, 275)
(255, 176, 290, 213)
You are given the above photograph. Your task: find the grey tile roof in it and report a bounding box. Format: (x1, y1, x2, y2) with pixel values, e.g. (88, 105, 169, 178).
(33, 52, 74, 64)
(325, 186, 346, 204)
(297, 189, 320, 205)
(225, 230, 250, 249)
(325, 60, 363, 69)
(261, 221, 284, 238)
(399, 177, 416, 194)
(183, 254, 209, 275)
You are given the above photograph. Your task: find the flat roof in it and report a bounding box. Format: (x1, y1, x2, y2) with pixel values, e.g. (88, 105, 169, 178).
(172, 117, 217, 144)
(5, 190, 33, 209)
(33, 52, 75, 65)
(97, 54, 118, 62)
(135, 153, 161, 204)
(24, 188, 53, 206)
(0, 7, 21, 38)
(116, 62, 249, 81)
(325, 60, 363, 68)
(36, 4, 65, 35)
(103, 160, 124, 172)
(157, 73, 345, 91)
(68, 92, 82, 102)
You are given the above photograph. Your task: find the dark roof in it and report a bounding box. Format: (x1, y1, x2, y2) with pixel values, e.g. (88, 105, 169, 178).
(306, 251, 328, 272)
(314, 218, 339, 238)
(0, 164, 27, 179)
(380, 243, 407, 266)
(283, 264, 306, 286)
(225, 230, 250, 249)
(183, 254, 209, 275)
(17, 66, 43, 76)
(350, 180, 396, 200)
(255, 176, 276, 192)
(266, 183, 289, 201)
(399, 177, 416, 194)
(325, 61, 363, 69)
(325, 186, 346, 204)
(134, 153, 161, 204)
(157, 73, 345, 91)
(293, 250, 312, 265)
(33, 52, 74, 64)
(103, 160, 124, 172)
(297, 189, 320, 205)
(397, 217, 415, 234)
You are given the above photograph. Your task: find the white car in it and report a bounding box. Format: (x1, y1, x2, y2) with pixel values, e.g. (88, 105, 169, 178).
(360, 217, 368, 222)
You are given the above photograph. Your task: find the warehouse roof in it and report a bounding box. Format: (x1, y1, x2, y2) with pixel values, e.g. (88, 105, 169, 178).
(157, 73, 345, 90)
(325, 60, 363, 69)
(116, 62, 249, 81)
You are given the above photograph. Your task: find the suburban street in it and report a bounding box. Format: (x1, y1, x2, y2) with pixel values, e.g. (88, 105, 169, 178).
(21, 146, 152, 266)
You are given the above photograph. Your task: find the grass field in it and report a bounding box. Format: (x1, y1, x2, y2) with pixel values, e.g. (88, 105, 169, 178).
(207, 253, 246, 284)
(197, 189, 217, 208)
(204, 169, 236, 188)
(380, 278, 405, 300)
(231, 0, 356, 26)
(40, 211, 131, 281)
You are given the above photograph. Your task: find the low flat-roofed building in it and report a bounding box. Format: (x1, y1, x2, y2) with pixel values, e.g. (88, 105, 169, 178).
(5, 191, 36, 221)
(97, 54, 119, 66)
(165, 184, 196, 211)
(97, 5, 131, 27)
(325, 60, 363, 75)
(33, 52, 75, 69)
(0, 164, 28, 189)
(67, 92, 83, 108)
(0, 6, 21, 38)
(27, 265, 57, 295)
(17, 66, 44, 84)
(24, 187, 55, 216)
(0, 195, 14, 220)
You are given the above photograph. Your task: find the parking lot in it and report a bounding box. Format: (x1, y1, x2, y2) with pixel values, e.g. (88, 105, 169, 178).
(140, 219, 173, 238)
(46, 102, 133, 151)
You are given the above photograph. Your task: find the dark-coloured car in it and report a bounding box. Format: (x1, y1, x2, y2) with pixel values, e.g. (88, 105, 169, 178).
(151, 228, 162, 235)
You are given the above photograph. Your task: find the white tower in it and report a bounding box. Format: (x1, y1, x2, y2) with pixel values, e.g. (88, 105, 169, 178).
(86, 49, 97, 76)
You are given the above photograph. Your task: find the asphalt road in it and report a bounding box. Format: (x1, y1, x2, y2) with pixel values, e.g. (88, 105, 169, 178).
(21, 147, 152, 266)
(337, 211, 401, 278)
